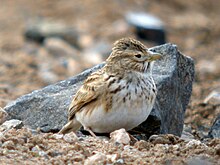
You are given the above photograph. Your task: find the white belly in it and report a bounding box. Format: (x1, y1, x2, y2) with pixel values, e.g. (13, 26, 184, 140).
(75, 78, 156, 133)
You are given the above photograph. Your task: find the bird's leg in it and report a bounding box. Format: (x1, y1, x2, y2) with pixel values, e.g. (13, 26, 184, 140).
(84, 127, 97, 137)
(72, 132, 79, 139)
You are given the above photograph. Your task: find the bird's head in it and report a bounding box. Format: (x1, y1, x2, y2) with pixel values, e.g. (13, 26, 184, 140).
(106, 38, 161, 73)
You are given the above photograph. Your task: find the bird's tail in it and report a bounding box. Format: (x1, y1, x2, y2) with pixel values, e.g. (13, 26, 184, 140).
(59, 118, 81, 134)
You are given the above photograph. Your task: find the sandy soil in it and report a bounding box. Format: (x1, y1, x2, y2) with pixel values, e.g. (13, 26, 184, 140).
(0, 0, 219, 164)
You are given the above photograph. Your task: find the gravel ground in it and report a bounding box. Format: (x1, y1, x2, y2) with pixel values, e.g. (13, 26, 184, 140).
(0, 0, 219, 164)
(0, 128, 219, 164)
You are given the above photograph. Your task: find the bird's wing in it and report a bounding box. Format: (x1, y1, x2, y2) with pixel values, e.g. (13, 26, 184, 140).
(68, 70, 105, 120)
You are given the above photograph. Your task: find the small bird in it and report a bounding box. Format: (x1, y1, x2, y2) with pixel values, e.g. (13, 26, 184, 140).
(59, 38, 161, 136)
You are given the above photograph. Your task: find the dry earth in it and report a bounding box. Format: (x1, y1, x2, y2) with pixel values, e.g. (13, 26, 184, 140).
(0, 0, 219, 164)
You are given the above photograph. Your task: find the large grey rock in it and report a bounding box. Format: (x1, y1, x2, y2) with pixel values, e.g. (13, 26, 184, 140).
(4, 43, 194, 136)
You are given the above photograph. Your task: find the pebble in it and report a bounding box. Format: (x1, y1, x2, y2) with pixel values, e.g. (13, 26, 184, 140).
(148, 134, 180, 145)
(110, 128, 131, 145)
(186, 139, 208, 149)
(0, 119, 23, 132)
(51, 133, 63, 140)
(84, 152, 107, 165)
(2, 140, 15, 149)
(63, 132, 78, 143)
(134, 140, 152, 150)
(181, 130, 195, 141)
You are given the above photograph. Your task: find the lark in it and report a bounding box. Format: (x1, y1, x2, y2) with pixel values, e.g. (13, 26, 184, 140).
(59, 38, 161, 136)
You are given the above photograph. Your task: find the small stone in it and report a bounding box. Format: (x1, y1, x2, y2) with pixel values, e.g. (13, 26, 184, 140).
(115, 159, 124, 164)
(0, 107, 8, 125)
(39, 150, 47, 157)
(148, 134, 180, 145)
(204, 90, 220, 104)
(181, 130, 195, 141)
(134, 140, 152, 150)
(63, 132, 77, 143)
(2, 140, 15, 149)
(185, 139, 208, 149)
(51, 133, 63, 140)
(0, 119, 23, 132)
(47, 150, 62, 157)
(31, 145, 41, 152)
(84, 152, 107, 165)
(110, 128, 131, 145)
(149, 135, 170, 144)
(32, 145, 47, 157)
(173, 144, 180, 150)
(106, 154, 119, 163)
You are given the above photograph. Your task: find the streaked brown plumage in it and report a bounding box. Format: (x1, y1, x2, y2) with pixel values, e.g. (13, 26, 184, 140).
(59, 38, 161, 136)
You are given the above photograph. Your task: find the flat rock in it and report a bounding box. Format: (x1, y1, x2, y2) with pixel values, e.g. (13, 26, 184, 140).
(4, 43, 194, 136)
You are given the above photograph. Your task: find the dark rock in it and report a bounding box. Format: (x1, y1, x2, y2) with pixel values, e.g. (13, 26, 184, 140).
(4, 43, 194, 136)
(126, 12, 166, 44)
(208, 114, 220, 138)
(24, 20, 80, 48)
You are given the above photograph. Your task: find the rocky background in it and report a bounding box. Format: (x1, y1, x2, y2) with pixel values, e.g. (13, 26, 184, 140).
(0, 0, 219, 164)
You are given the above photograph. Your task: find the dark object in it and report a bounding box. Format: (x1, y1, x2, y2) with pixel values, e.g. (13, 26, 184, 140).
(4, 43, 194, 137)
(126, 12, 166, 44)
(24, 20, 80, 48)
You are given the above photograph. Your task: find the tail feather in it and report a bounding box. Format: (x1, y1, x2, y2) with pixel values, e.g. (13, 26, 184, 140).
(59, 118, 81, 134)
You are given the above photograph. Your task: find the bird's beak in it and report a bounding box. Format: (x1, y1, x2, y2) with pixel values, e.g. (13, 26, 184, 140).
(147, 50, 162, 61)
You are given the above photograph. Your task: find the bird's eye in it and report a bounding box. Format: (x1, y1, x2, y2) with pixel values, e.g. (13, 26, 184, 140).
(135, 54, 142, 58)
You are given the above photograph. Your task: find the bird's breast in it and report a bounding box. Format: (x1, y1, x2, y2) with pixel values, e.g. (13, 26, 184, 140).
(76, 75, 156, 133)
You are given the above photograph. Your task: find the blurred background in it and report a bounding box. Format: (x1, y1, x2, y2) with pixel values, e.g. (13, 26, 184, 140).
(0, 0, 219, 136)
